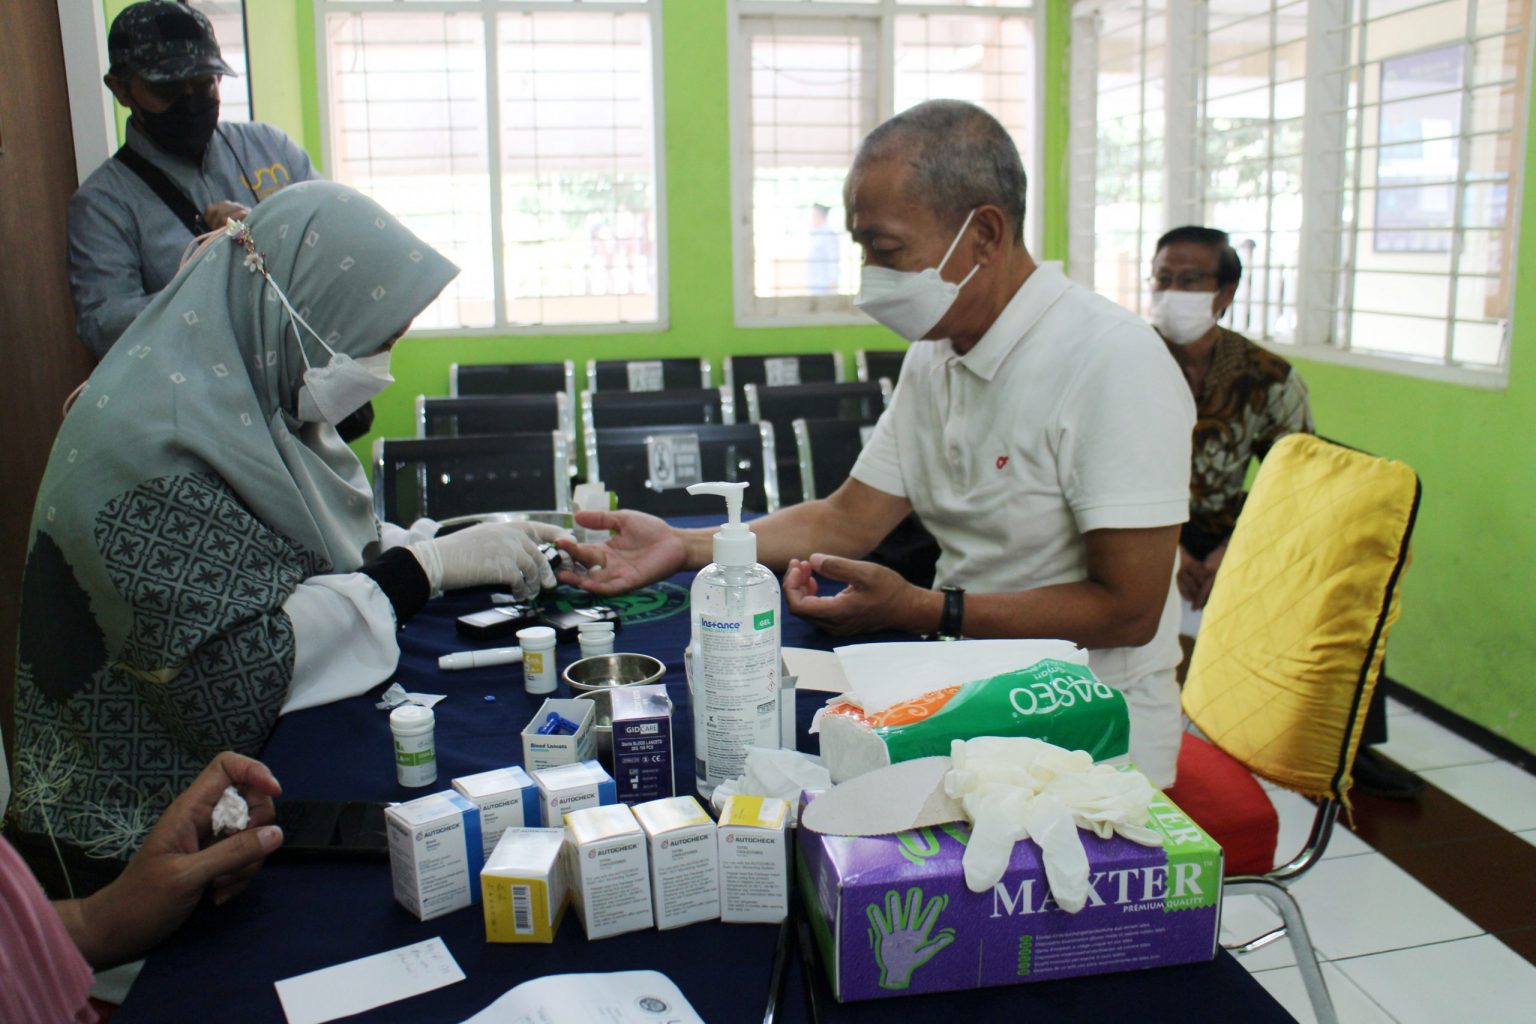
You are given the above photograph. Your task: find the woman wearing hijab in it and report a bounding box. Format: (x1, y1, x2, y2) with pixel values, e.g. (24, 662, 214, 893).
(11, 181, 560, 887)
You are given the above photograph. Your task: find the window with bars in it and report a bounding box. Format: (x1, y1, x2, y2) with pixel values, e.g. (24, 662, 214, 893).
(732, 0, 1039, 324)
(318, 0, 662, 333)
(1070, 0, 1529, 382)
(188, 0, 252, 122)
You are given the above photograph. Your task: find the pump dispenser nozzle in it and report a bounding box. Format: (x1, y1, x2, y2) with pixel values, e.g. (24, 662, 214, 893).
(686, 481, 755, 567)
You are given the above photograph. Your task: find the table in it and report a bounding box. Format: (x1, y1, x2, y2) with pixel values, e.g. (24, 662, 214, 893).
(116, 555, 1296, 1023)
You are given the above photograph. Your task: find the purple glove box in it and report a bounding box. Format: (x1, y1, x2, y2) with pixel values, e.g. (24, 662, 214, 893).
(796, 793, 1224, 1002)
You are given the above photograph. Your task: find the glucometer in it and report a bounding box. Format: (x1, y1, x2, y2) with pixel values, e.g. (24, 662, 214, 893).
(537, 605, 621, 643)
(271, 799, 389, 862)
(456, 602, 540, 640)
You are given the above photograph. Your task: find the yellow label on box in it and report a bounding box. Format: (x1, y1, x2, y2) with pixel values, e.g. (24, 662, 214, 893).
(719, 794, 789, 830)
(483, 873, 561, 943)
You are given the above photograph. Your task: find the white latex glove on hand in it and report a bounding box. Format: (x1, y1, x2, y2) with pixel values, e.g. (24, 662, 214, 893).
(409, 522, 572, 598)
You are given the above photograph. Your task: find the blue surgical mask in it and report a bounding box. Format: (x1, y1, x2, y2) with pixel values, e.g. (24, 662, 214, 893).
(854, 209, 979, 342)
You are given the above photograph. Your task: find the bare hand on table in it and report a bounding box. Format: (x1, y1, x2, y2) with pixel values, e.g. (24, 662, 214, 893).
(556, 509, 688, 595)
(784, 554, 933, 636)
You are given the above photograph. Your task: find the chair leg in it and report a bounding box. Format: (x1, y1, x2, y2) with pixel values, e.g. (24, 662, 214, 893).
(1227, 878, 1337, 1024)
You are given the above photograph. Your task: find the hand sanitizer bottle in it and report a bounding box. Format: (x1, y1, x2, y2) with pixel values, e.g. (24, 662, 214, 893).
(686, 482, 782, 799)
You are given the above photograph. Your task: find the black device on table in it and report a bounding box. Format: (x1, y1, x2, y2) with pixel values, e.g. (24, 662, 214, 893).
(271, 799, 390, 861)
(455, 602, 541, 640)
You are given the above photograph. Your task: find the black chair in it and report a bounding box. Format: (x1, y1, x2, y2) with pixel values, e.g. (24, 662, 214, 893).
(580, 387, 735, 467)
(791, 417, 876, 501)
(857, 348, 907, 384)
(372, 432, 572, 523)
(586, 423, 778, 517)
(450, 361, 574, 398)
(745, 380, 890, 505)
(723, 353, 843, 410)
(586, 357, 711, 392)
(416, 393, 570, 442)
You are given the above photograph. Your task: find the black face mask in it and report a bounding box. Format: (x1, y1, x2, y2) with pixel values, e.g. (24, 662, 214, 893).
(137, 90, 220, 163)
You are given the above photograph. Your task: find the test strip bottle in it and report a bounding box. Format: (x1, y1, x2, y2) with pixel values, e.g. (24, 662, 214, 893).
(578, 622, 616, 659)
(390, 704, 437, 787)
(518, 625, 558, 694)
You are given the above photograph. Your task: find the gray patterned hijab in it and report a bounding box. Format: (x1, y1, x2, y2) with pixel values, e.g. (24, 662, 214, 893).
(11, 182, 456, 858)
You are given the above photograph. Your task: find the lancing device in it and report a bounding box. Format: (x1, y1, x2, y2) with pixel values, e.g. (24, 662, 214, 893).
(438, 647, 525, 671)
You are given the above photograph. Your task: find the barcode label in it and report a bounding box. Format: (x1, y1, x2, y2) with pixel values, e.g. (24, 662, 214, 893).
(512, 884, 533, 934)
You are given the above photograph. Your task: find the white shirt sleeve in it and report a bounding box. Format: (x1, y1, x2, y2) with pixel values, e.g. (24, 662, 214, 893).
(1059, 322, 1196, 533)
(849, 391, 908, 499)
(280, 574, 401, 714)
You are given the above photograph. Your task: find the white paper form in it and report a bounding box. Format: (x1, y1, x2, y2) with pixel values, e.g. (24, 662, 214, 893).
(274, 937, 465, 1024)
(460, 971, 704, 1024)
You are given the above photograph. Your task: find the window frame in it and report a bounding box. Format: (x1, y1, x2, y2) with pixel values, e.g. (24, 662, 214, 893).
(728, 0, 1046, 328)
(313, 0, 670, 338)
(1069, 0, 1532, 389)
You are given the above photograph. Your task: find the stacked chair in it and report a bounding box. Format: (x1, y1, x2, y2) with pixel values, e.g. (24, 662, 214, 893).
(856, 347, 907, 385)
(745, 379, 891, 506)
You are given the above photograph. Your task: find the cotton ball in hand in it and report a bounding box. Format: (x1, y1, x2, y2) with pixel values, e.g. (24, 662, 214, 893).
(211, 786, 250, 837)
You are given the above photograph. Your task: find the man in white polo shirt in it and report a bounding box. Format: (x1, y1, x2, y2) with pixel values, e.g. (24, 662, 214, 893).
(557, 100, 1195, 785)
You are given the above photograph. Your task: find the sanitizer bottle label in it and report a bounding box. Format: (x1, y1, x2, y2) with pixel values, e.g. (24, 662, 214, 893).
(695, 610, 779, 788)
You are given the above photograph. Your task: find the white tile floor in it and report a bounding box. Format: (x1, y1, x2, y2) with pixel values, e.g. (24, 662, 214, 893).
(1231, 698, 1536, 1023)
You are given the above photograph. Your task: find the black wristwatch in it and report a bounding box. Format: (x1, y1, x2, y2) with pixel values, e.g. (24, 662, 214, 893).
(937, 585, 965, 640)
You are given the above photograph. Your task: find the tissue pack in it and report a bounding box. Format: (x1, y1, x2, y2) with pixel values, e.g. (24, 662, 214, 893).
(797, 791, 1222, 1002)
(818, 659, 1131, 783)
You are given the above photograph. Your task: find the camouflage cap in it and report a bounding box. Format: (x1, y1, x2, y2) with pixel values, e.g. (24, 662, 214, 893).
(107, 2, 238, 83)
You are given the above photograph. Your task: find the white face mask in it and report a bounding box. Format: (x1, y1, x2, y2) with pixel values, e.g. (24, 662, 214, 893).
(854, 209, 980, 342)
(1150, 289, 1219, 346)
(296, 349, 394, 424)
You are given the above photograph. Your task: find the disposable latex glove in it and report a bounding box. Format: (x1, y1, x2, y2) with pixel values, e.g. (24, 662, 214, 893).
(945, 737, 1160, 911)
(409, 522, 571, 598)
(865, 887, 957, 990)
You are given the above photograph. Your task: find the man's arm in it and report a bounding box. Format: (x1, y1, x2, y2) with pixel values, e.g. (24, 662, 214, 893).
(557, 477, 911, 595)
(786, 525, 1180, 646)
(67, 190, 153, 359)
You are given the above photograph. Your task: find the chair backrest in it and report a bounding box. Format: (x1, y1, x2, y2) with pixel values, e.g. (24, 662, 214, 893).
(586, 423, 778, 517)
(724, 353, 843, 409)
(373, 432, 571, 523)
(1182, 434, 1420, 805)
(417, 393, 570, 442)
(450, 361, 575, 399)
(792, 417, 875, 501)
(856, 348, 907, 384)
(580, 386, 734, 435)
(586, 357, 711, 392)
(744, 380, 889, 427)
(746, 380, 890, 505)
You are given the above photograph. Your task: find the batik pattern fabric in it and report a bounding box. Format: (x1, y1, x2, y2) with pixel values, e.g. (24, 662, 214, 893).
(12, 181, 457, 859)
(1183, 327, 1314, 559)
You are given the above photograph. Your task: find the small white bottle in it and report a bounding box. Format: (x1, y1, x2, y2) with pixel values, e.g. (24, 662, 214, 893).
(390, 704, 437, 788)
(578, 621, 616, 659)
(686, 482, 782, 799)
(518, 625, 558, 694)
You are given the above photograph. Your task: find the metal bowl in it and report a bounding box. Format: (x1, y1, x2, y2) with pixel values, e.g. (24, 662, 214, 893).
(562, 653, 666, 694)
(566, 653, 666, 765)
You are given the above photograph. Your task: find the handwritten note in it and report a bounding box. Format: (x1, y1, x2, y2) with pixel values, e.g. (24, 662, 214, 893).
(274, 937, 465, 1024)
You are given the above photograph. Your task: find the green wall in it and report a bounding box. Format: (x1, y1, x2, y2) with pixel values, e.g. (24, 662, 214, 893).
(120, 0, 1534, 753)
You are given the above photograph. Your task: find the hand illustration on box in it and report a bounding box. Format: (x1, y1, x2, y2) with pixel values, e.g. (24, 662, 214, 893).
(866, 886, 956, 990)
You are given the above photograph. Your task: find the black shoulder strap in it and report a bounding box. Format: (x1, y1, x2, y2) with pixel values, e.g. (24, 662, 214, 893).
(113, 145, 206, 237)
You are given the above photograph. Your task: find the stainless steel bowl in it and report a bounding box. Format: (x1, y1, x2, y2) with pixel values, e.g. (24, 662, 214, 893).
(562, 653, 666, 694)
(566, 653, 666, 764)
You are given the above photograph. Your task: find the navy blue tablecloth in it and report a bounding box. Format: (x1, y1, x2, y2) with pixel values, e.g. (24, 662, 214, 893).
(116, 539, 1294, 1023)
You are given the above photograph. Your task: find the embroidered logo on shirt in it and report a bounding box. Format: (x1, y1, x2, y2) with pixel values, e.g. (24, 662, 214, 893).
(996, 455, 1009, 470)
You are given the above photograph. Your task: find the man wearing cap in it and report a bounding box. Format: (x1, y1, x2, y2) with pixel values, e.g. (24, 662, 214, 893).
(67, 1, 320, 361)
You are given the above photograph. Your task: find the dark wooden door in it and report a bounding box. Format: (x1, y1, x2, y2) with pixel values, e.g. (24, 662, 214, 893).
(0, 1, 96, 794)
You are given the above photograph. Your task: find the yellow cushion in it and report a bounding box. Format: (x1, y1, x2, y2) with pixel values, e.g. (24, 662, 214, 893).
(1182, 434, 1419, 803)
